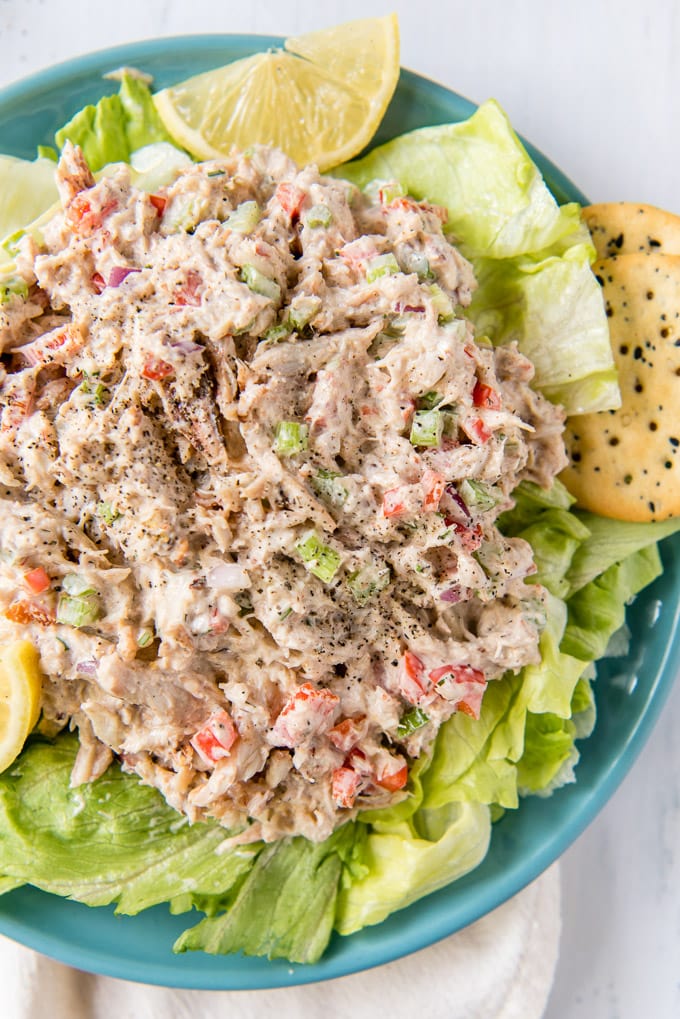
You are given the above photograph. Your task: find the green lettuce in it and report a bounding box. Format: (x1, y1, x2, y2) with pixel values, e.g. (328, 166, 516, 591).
(54, 74, 173, 172)
(336, 99, 617, 416)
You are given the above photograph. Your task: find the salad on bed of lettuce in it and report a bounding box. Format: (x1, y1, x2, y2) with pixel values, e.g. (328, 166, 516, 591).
(0, 74, 678, 965)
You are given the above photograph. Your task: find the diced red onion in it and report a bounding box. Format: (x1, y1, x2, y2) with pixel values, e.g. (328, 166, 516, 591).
(76, 659, 99, 676)
(394, 301, 426, 313)
(440, 587, 462, 603)
(108, 266, 141, 288)
(445, 485, 471, 519)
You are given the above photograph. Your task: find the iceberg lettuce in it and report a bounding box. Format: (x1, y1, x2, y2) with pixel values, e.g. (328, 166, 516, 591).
(335, 100, 618, 416)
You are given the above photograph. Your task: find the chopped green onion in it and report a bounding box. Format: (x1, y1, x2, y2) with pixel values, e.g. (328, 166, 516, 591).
(288, 295, 321, 331)
(410, 409, 443, 448)
(61, 573, 97, 597)
(365, 253, 401, 283)
(278, 606, 292, 621)
(428, 283, 455, 323)
(274, 421, 308, 456)
(225, 200, 261, 233)
(136, 628, 154, 648)
(55, 636, 70, 651)
(207, 169, 226, 178)
(79, 376, 109, 406)
(0, 276, 28, 305)
(97, 501, 121, 525)
(397, 706, 429, 738)
(239, 263, 281, 302)
(295, 530, 342, 583)
(311, 468, 348, 507)
(56, 593, 100, 628)
(305, 204, 332, 228)
(347, 562, 390, 605)
(418, 391, 442, 410)
(459, 479, 499, 512)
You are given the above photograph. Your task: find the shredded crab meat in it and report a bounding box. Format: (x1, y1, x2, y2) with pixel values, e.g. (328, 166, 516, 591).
(0, 143, 568, 843)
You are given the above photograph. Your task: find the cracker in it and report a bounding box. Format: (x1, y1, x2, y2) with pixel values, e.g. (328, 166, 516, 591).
(582, 202, 680, 259)
(560, 252, 680, 521)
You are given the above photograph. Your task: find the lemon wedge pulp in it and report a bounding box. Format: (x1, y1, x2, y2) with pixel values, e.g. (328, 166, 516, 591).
(0, 640, 43, 773)
(153, 14, 400, 171)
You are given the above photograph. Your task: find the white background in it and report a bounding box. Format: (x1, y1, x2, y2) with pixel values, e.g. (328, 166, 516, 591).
(0, 2, 679, 1016)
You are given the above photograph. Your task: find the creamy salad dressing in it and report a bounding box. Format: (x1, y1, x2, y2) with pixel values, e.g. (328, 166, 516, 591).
(0, 142, 567, 843)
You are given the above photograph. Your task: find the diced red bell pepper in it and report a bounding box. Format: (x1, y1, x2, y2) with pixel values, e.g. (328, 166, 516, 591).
(464, 417, 492, 444)
(141, 357, 175, 381)
(331, 766, 360, 808)
(382, 488, 408, 518)
(271, 682, 340, 748)
(191, 709, 238, 766)
(328, 716, 363, 753)
(24, 567, 51, 595)
(472, 380, 502, 411)
(175, 269, 202, 307)
(399, 650, 429, 704)
(375, 760, 408, 791)
(67, 195, 117, 234)
(421, 469, 446, 512)
(429, 664, 487, 719)
(149, 194, 167, 216)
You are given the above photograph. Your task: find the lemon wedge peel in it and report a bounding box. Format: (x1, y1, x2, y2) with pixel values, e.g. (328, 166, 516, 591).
(152, 14, 400, 172)
(0, 640, 43, 774)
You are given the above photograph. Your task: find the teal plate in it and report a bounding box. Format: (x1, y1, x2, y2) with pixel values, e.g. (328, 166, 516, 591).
(0, 35, 678, 991)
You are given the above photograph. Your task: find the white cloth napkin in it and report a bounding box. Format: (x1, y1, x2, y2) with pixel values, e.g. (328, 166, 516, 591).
(0, 863, 560, 1019)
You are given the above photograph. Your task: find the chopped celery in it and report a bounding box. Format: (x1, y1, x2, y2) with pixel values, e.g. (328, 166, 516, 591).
(417, 391, 441, 410)
(0, 276, 28, 304)
(56, 593, 100, 628)
(263, 320, 292, 343)
(61, 574, 97, 597)
(311, 469, 348, 507)
(295, 531, 342, 583)
(163, 193, 201, 233)
(240, 264, 281, 302)
(378, 181, 406, 204)
(288, 296, 321, 330)
(274, 421, 308, 456)
(347, 562, 390, 605)
(428, 283, 455, 322)
(459, 479, 499, 512)
(305, 204, 332, 228)
(225, 201, 261, 234)
(365, 253, 400, 283)
(400, 249, 434, 280)
(397, 706, 429, 738)
(97, 501, 121, 525)
(410, 409, 443, 448)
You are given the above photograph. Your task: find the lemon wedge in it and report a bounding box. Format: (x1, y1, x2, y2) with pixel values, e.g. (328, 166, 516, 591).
(0, 640, 43, 773)
(153, 14, 400, 171)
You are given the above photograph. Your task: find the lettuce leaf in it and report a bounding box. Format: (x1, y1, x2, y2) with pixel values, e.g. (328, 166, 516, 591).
(54, 75, 173, 172)
(0, 155, 58, 261)
(176, 824, 357, 962)
(334, 801, 490, 935)
(0, 735, 260, 913)
(336, 99, 617, 416)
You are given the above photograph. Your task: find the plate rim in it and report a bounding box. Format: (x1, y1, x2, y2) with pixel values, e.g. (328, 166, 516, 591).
(0, 32, 676, 991)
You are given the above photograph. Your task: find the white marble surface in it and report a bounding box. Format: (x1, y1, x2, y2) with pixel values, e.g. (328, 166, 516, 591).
(0, 1, 679, 1016)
